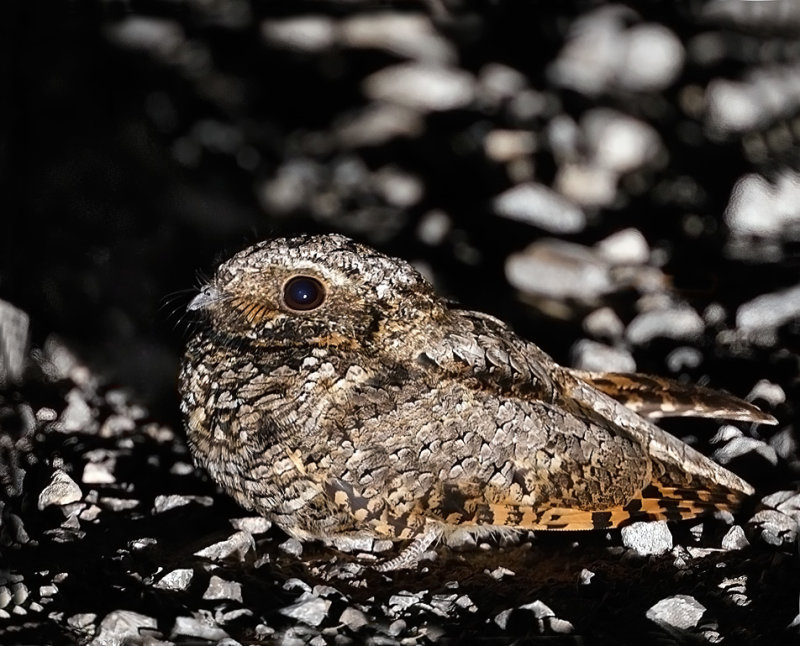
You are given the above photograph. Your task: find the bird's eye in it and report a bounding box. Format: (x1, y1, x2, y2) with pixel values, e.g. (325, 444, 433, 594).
(283, 276, 326, 311)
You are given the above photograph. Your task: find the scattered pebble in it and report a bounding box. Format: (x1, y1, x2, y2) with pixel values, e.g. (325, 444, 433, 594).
(571, 339, 636, 373)
(626, 305, 705, 345)
(713, 437, 778, 466)
(171, 613, 229, 641)
(736, 283, 800, 334)
(339, 607, 369, 631)
(494, 183, 585, 233)
(278, 538, 304, 557)
(721, 525, 750, 551)
(747, 509, 798, 547)
(506, 240, 611, 301)
(38, 470, 83, 510)
(152, 494, 214, 514)
(194, 531, 255, 561)
(621, 521, 673, 555)
(230, 516, 272, 534)
(363, 63, 475, 112)
(154, 569, 194, 591)
(203, 576, 243, 603)
(646, 595, 706, 631)
(279, 596, 331, 627)
(89, 610, 157, 646)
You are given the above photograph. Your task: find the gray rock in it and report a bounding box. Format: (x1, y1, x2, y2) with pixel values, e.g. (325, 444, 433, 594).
(363, 63, 475, 112)
(594, 228, 650, 265)
(583, 111, 661, 176)
(260, 16, 336, 52)
(747, 379, 786, 407)
(154, 569, 194, 591)
(506, 240, 611, 301)
(621, 521, 673, 555)
(665, 346, 703, 372)
(171, 613, 228, 641)
(38, 470, 83, 510)
(713, 437, 778, 466)
(550, 7, 683, 95)
(626, 305, 705, 345)
(89, 610, 157, 646)
(230, 516, 272, 534)
(646, 595, 706, 631)
(279, 538, 304, 557)
(736, 283, 800, 333)
(59, 389, 95, 433)
(340, 14, 454, 64)
(494, 183, 585, 233)
(279, 596, 331, 627)
(0, 299, 29, 386)
(152, 494, 214, 514)
(571, 339, 636, 373)
(339, 607, 369, 631)
(194, 531, 255, 561)
(203, 576, 243, 603)
(583, 307, 625, 340)
(747, 509, 798, 547)
(721, 525, 750, 551)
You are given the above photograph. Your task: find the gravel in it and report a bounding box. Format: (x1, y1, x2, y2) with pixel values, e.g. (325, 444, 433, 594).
(3, 1, 800, 644)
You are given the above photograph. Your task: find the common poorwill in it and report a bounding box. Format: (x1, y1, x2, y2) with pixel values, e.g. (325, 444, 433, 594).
(180, 234, 775, 570)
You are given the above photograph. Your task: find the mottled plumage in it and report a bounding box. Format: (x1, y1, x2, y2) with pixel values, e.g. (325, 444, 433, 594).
(180, 234, 775, 570)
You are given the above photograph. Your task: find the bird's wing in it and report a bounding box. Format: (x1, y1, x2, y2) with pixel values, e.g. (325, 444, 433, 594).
(568, 369, 777, 425)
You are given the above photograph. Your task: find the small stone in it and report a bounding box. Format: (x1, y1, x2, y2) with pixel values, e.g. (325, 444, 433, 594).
(646, 595, 706, 631)
(487, 567, 515, 580)
(81, 462, 115, 485)
(279, 597, 331, 627)
(194, 531, 255, 561)
(152, 494, 214, 514)
(578, 569, 595, 585)
(278, 538, 303, 557)
(0, 299, 29, 386)
(90, 610, 157, 646)
(583, 307, 625, 340)
(38, 471, 83, 510)
(340, 14, 454, 65)
(387, 619, 406, 636)
(260, 16, 335, 52)
(230, 517, 272, 534)
(203, 576, 243, 603)
(98, 497, 139, 511)
(506, 240, 611, 301)
(736, 283, 800, 334)
(721, 525, 750, 551)
(171, 614, 228, 641)
(59, 389, 95, 433)
(626, 305, 705, 345)
(747, 380, 786, 407)
(713, 437, 778, 466)
(571, 339, 636, 373)
(747, 509, 798, 547)
(154, 569, 194, 591)
(363, 63, 475, 112)
(340, 607, 369, 631)
(67, 613, 96, 631)
(494, 183, 585, 233)
(665, 346, 703, 372)
(621, 521, 673, 555)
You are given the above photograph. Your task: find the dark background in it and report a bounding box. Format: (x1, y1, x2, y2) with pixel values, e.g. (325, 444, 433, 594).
(1, 0, 799, 644)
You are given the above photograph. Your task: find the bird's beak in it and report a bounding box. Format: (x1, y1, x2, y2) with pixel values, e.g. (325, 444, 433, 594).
(188, 286, 219, 311)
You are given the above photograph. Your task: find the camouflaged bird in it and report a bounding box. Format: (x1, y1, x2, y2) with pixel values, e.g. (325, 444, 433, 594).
(180, 234, 776, 570)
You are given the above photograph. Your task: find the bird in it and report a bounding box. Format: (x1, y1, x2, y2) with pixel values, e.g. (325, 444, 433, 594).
(179, 233, 776, 571)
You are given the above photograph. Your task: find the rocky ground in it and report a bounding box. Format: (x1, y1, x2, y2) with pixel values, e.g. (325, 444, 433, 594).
(2, 0, 800, 644)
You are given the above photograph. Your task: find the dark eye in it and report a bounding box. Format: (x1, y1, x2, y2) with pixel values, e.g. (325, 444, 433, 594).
(283, 276, 326, 311)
